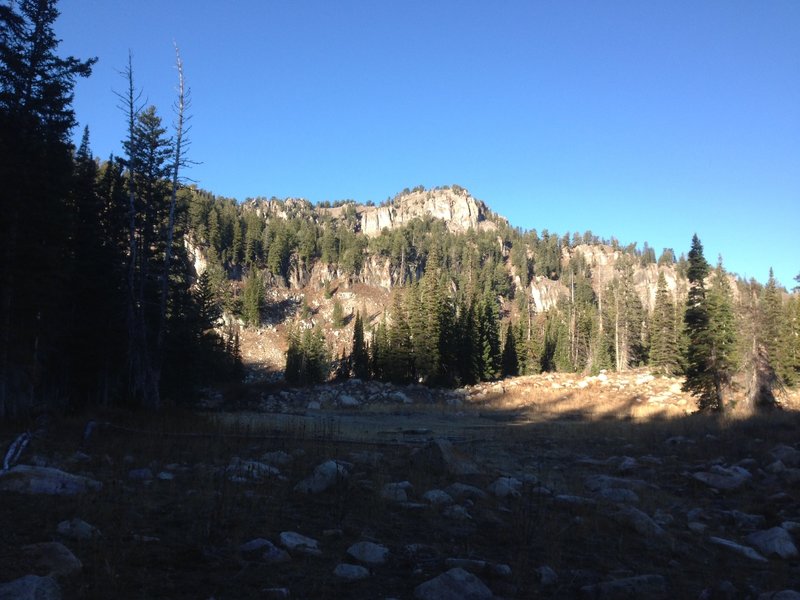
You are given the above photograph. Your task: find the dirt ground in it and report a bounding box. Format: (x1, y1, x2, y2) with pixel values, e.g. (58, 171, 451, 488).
(1, 373, 799, 599)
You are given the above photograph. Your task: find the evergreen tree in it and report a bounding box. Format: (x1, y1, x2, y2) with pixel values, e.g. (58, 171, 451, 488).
(501, 322, 519, 377)
(682, 237, 735, 411)
(0, 0, 95, 416)
(331, 298, 345, 329)
(351, 312, 369, 379)
(241, 268, 263, 326)
(649, 271, 680, 375)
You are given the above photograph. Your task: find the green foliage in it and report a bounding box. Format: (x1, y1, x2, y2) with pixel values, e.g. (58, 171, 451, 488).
(682, 237, 736, 411)
(331, 299, 345, 329)
(241, 268, 263, 326)
(649, 272, 680, 375)
(351, 312, 369, 379)
(285, 326, 330, 385)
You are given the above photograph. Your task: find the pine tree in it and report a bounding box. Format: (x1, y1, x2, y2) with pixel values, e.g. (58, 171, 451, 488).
(0, 0, 95, 415)
(682, 236, 735, 411)
(649, 271, 680, 375)
(351, 312, 369, 379)
(242, 268, 263, 326)
(501, 322, 519, 377)
(331, 298, 345, 329)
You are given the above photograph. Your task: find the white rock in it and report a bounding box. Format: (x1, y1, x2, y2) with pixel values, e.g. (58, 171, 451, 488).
(414, 567, 492, 600)
(333, 563, 370, 581)
(346, 541, 389, 566)
(279, 531, 321, 556)
(56, 518, 98, 541)
(0, 575, 61, 600)
(226, 458, 280, 482)
(710, 536, 767, 562)
(0, 465, 101, 496)
(423, 489, 454, 505)
(339, 394, 360, 407)
(443, 505, 472, 521)
(294, 460, 348, 494)
(746, 527, 799, 559)
(382, 481, 412, 502)
(487, 477, 522, 498)
(537, 565, 558, 586)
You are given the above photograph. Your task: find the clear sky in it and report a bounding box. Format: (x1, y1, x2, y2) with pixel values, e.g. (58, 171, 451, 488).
(56, 0, 799, 288)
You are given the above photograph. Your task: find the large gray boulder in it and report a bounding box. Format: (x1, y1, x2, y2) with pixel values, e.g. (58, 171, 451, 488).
(0, 465, 101, 496)
(346, 541, 389, 566)
(294, 460, 348, 494)
(22, 543, 82, 578)
(746, 527, 799, 559)
(414, 567, 493, 600)
(0, 575, 61, 600)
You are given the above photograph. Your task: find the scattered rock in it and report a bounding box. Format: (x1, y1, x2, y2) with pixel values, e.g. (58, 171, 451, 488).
(537, 565, 559, 586)
(487, 477, 522, 498)
(0, 575, 61, 600)
(127, 468, 153, 481)
(414, 567, 493, 600)
(443, 505, 472, 521)
(334, 563, 369, 582)
(0, 465, 101, 496)
(581, 574, 667, 599)
(339, 394, 360, 407)
(446, 483, 488, 501)
(56, 518, 98, 541)
(770, 445, 800, 468)
(444, 558, 486, 574)
(22, 542, 82, 578)
(382, 481, 412, 502)
(598, 488, 640, 504)
(709, 537, 767, 562)
(746, 527, 799, 559)
(279, 532, 321, 556)
(584, 475, 647, 492)
(226, 458, 280, 482)
(294, 460, 348, 494)
(240, 538, 291, 563)
(423, 489, 454, 505)
(758, 591, 800, 600)
(261, 451, 292, 466)
(692, 466, 751, 491)
(612, 506, 665, 538)
(346, 541, 389, 566)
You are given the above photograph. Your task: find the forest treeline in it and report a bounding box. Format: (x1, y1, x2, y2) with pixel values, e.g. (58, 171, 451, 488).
(0, 0, 239, 417)
(1, 0, 797, 418)
(184, 178, 800, 410)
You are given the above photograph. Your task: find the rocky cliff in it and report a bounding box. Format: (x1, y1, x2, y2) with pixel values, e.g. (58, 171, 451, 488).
(355, 187, 500, 236)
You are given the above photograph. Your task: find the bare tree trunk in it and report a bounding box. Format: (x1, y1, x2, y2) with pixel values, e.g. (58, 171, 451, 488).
(156, 45, 188, 375)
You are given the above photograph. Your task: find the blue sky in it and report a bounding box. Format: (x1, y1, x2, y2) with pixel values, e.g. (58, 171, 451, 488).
(57, 0, 799, 288)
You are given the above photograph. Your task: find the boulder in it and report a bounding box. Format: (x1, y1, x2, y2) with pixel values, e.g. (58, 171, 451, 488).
(0, 465, 101, 496)
(414, 567, 493, 600)
(226, 458, 280, 482)
(382, 481, 412, 502)
(333, 563, 370, 582)
(746, 527, 799, 559)
(423, 489, 454, 505)
(279, 531, 321, 556)
(22, 543, 82, 578)
(487, 477, 522, 498)
(709, 537, 767, 562)
(56, 518, 98, 541)
(294, 460, 348, 494)
(346, 541, 389, 566)
(0, 575, 61, 600)
(692, 466, 751, 491)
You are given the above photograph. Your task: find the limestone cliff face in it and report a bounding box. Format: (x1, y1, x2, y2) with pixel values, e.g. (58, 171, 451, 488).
(357, 187, 500, 237)
(567, 244, 685, 311)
